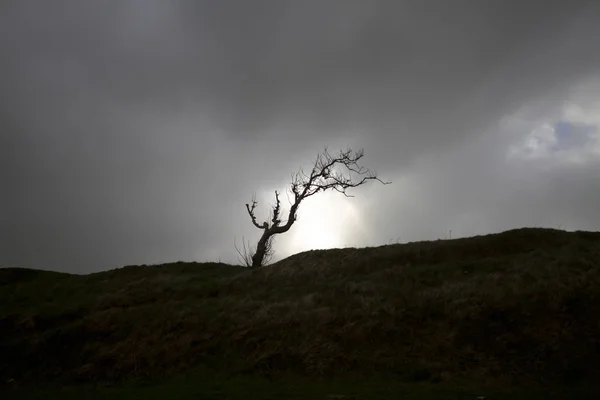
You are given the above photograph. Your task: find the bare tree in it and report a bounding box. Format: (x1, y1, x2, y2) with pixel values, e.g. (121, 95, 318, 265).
(241, 147, 390, 268)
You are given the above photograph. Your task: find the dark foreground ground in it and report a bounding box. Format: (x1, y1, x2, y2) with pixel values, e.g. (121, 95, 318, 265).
(2, 228, 600, 399)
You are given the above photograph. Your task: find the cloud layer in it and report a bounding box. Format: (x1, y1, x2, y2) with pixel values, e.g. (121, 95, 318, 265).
(1, 1, 599, 273)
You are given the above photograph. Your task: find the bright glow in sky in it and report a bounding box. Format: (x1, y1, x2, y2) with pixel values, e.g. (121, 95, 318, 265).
(289, 196, 347, 250)
(252, 189, 367, 257)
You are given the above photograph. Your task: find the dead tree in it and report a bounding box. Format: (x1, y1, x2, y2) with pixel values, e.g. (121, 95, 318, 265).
(239, 147, 390, 268)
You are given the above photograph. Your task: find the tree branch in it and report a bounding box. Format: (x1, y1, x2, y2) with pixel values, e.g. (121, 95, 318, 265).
(245, 194, 268, 230)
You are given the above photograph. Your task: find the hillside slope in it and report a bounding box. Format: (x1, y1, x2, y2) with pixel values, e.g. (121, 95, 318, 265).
(2, 228, 600, 389)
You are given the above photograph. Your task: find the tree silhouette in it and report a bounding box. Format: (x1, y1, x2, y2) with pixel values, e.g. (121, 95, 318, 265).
(238, 147, 389, 267)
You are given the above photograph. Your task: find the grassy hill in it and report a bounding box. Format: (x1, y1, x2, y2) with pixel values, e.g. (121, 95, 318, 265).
(2, 227, 600, 398)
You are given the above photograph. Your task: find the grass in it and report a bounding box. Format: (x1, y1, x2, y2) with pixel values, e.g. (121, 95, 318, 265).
(2, 227, 600, 398)
(6, 373, 599, 400)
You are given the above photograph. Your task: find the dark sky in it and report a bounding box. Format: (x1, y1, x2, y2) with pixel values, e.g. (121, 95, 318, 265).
(2, 0, 600, 273)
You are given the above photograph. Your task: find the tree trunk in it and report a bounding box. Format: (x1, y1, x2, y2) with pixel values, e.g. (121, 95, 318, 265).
(251, 229, 271, 267)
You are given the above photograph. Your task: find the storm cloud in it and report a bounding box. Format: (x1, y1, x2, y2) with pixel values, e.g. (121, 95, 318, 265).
(2, 0, 599, 273)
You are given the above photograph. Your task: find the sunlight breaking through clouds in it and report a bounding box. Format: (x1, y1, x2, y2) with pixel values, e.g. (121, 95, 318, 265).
(266, 190, 368, 259)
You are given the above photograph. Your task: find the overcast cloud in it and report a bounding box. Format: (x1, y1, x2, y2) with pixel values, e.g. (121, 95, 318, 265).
(1, 0, 599, 273)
